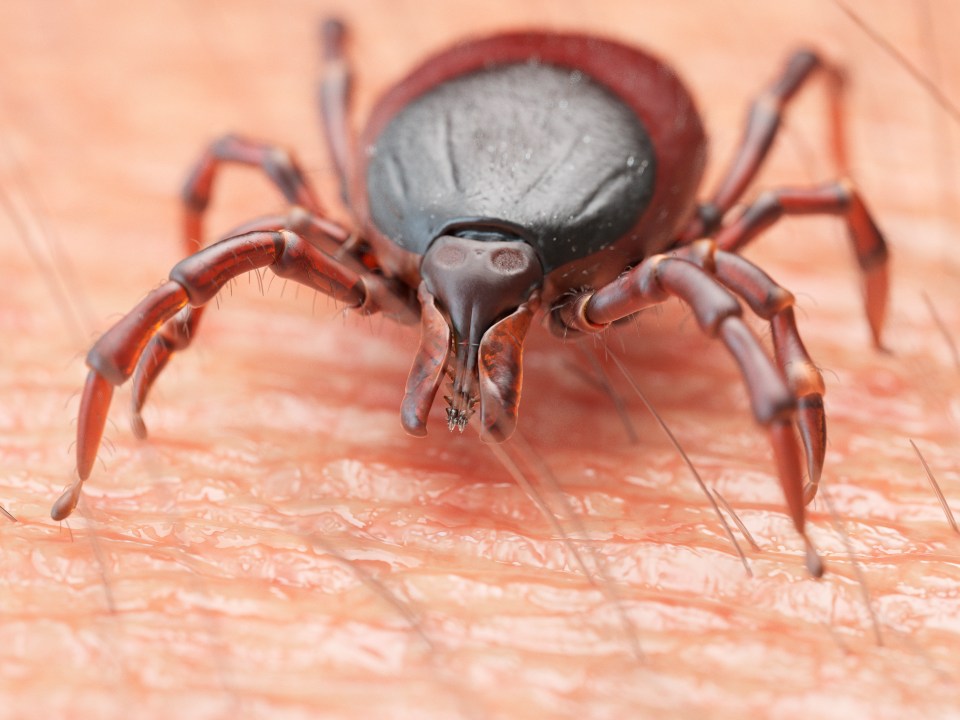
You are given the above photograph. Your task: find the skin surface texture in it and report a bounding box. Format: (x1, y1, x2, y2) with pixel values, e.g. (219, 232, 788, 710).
(1, 1, 959, 718)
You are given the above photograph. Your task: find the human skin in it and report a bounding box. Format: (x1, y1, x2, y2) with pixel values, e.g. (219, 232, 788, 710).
(1, 1, 959, 718)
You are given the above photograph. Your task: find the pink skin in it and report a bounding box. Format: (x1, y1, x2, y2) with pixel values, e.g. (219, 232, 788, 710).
(2, 1, 960, 717)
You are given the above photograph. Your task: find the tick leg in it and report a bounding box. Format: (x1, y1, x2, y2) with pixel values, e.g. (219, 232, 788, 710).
(182, 134, 324, 248)
(129, 306, 198, 439)
(148, 136, 329, 429)
(682, 48, 844, 237)
(712, 182, 888, 348)
(129, 208, 379, 436)
(673, 240, 826, 503)
(318, 18, 353, 202)
(677, 49, 888, 346)
(54, 229, 399, 521)
(555, 256, 822, 575)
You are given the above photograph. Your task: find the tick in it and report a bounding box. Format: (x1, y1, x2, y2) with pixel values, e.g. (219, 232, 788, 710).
(53, 20, 888, 575)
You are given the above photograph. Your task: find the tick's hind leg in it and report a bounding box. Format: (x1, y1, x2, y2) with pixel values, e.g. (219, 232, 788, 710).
(681, 48, 846, 237)
(318, 19, 353, 202)
(680, 49, 889, 347)
(712, 183, 888, 348)
(673, 241, 826, 504)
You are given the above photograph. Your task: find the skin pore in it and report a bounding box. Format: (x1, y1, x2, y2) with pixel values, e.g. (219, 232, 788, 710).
(2, 0, 959, 717)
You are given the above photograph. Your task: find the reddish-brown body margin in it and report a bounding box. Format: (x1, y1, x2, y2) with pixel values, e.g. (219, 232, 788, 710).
(350, 31, 709, 301)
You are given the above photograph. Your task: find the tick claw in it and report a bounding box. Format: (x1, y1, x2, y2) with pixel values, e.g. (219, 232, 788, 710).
(51, 482, 82, 521)
(804, 536, 824, 578)
(131, 412, 148, 440)
(796, 395, 826, 495)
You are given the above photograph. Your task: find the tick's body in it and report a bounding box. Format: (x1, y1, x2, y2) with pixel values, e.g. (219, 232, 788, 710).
(356, 32, 704, 294)
(55, 22, 889, 575)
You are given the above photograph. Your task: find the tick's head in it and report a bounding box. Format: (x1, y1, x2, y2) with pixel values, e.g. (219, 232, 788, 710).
(402, 234, 543, 442)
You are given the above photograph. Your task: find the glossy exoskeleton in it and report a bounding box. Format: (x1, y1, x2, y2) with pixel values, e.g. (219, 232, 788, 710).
(54, 21, 889, 576)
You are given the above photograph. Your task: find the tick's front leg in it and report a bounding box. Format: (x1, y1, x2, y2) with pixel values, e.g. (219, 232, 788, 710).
(671, 240, 827, 503)
(553, 254, 823, 576)
(53, 228, 413, 521)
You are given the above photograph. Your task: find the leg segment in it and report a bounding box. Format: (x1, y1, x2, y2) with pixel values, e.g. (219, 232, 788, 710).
(554, 255, 822, 575)
(318, 18, 354, 202)
(54, 228, 405, 521)
(147, 135, 330, 429)
(678, 48, 889, 347)
(672, 240, 826, 502)
(129, 306, 198, 439)
(682, 49, 844, 238)
(181, 134, 324, 248)
(128, 208, 379, 436)
(712, 182, 889, 347)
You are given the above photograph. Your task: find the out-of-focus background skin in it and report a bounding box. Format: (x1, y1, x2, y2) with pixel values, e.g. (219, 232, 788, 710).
(1, 1, 959, 718)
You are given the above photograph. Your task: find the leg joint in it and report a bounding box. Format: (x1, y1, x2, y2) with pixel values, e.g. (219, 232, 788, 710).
(657, 259, 742, 336)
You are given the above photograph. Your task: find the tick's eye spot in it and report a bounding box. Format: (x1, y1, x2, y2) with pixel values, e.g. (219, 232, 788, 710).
(434, 244, 467, 267)
(490, 247, 531, 274)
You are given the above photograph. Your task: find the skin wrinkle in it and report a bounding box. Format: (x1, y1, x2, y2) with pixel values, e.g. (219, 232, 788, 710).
(2, 1, 960, 718)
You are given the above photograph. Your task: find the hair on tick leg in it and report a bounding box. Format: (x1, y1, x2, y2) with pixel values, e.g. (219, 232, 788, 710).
(910, 438, 959, 534)
(101, 436, 117, 458)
